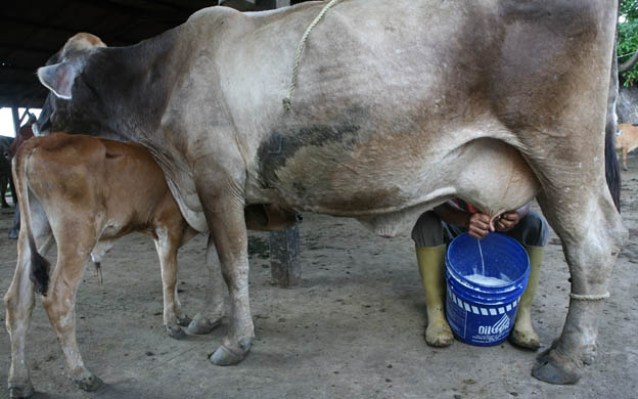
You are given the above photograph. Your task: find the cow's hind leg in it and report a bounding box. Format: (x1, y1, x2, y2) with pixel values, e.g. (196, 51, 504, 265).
(5, 209, 53, 398)
(531, 185, 626, 384)
(43, 240, 102, 392)
(187, 235, 226, 335)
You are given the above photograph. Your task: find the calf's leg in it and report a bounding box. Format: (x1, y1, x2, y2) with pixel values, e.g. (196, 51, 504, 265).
(153, 227, 191, 339)
(5, 211, 53, 398)
(42, 240, 102, 392)
(187, 235, 226, 335)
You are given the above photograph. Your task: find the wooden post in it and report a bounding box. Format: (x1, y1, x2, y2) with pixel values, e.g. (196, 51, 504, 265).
(268, 0, 298, 288)
(269, 226, 301, 287)
(11, 106, 20, 135)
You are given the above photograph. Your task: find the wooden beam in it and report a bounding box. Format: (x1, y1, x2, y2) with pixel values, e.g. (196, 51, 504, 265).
(268, 0, 300, 288)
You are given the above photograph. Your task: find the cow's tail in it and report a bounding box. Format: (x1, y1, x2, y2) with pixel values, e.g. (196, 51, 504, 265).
(12, 144, 51, 295)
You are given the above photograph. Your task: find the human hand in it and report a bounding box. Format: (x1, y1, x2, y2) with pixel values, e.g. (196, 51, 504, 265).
(493, 210, 520, 232)
(467, 213, 491, 239)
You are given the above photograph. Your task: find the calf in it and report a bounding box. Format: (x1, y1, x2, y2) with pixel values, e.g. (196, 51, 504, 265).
(4, 132, 299, 397)
(617, 123, 638, 170)
(4, 132, 203, 396)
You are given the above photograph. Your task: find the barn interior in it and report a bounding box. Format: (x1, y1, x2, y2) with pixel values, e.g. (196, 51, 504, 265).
(0, 0, 310, 132)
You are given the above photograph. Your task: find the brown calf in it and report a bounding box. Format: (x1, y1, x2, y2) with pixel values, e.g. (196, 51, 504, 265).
(4, 132, 299, 397)
(617, 123, 638, 170)
(4, 133, 203, 396)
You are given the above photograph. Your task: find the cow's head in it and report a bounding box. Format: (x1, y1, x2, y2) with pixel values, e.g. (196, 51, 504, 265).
(35, 33, 128, 140)
(38, 33, 106, 100)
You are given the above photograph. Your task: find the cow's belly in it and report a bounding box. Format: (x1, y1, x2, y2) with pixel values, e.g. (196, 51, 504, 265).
(253, 136, 540, 236)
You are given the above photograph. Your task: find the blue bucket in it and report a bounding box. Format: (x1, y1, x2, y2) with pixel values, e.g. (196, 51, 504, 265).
(445, 232, 530, 346)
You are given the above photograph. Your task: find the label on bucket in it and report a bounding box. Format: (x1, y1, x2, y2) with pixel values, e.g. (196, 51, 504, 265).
(445, 287, 518, 346)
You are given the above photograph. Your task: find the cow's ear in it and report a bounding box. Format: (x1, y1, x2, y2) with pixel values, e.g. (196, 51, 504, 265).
(37, 62, 81, 100)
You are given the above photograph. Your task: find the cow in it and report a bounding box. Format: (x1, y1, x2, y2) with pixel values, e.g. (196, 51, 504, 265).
(616, 123, 638, 170)
(29, 0, 626, 389)
(0, 135, 16, 208)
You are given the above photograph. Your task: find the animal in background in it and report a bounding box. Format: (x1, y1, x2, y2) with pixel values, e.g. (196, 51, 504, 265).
(617, 123, 638, 170)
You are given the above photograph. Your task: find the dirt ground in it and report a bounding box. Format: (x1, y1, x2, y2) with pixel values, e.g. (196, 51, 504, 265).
(0, 157, 637, 399)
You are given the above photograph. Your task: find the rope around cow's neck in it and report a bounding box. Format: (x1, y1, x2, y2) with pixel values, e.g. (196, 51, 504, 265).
(283, 0, 345, 111)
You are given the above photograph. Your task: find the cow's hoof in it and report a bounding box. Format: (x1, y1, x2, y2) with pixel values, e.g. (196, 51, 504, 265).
(8, 229, 18, 240)
(74, 373, 103, 392)
(209, 343, 249, 366)
(186, 316, 221, 335)
(166, 324, 186, 339)
(532, 348, 581, 385)
(8, 383, 34, 398)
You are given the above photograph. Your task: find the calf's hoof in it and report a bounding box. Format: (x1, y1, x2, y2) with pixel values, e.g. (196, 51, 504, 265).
(9, 383, 34, 398)
(532, 347, 582, 385)
(74, 373, 103, 392)
(166, 324, 186, 339)
(186, 316, 221, 335)
(209, 341, 251, 366)
(177, 315, 192, 327)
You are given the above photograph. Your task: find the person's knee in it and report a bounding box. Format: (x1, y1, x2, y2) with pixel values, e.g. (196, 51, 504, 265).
(515, 211, 549, 247)
(411, 211, 445, 247)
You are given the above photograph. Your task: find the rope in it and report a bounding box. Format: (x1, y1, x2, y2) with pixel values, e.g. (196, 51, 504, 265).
(569, 292, 610, 301)
(283, 0, 344, 111)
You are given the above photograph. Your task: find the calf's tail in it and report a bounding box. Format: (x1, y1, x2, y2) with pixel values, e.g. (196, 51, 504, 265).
(12, 145, 51, 295)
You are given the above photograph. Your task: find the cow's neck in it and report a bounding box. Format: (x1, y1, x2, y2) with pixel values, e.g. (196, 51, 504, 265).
(80, 29, 183, 140)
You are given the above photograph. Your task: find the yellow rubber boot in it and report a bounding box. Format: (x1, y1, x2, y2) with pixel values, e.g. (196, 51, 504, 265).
(510, 245, 543, 350)
(416, 245, 454, 347)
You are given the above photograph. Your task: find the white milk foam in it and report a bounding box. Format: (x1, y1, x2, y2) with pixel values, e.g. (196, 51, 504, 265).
(465, 273, 511, 287)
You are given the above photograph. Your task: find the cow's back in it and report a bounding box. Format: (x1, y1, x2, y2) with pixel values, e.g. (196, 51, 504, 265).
(178, 0, 614, 218)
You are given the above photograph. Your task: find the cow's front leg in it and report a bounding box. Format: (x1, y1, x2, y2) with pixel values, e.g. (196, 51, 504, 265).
(199, 189, 253, 365)
(43, 244, 102, 392)
(532, 191, 626, 384)
(187, 235, 226, 335)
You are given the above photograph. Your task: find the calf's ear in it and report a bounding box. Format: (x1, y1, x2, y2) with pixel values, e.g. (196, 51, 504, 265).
(37, 62, 81, 100)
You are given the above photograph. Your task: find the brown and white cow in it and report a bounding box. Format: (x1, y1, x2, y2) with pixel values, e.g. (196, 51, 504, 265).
(31, 0, 625, 389)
